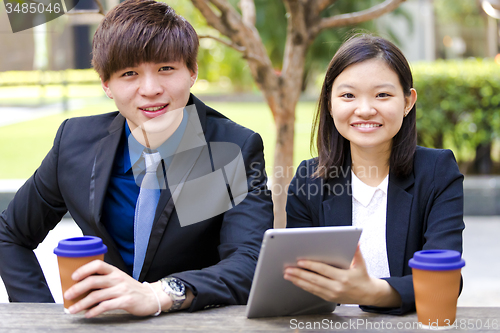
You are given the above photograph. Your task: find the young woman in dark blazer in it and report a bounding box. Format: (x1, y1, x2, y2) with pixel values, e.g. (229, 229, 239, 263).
(284, 34, 464, 315)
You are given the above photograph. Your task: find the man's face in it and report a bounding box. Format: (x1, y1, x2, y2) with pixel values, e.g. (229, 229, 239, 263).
(102, 61, 197, 136)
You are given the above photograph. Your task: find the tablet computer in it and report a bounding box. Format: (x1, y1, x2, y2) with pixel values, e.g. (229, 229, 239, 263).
(246, 226, 362, 318)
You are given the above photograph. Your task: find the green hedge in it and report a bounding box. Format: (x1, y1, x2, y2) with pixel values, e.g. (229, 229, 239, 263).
(412, 59, 500, 170)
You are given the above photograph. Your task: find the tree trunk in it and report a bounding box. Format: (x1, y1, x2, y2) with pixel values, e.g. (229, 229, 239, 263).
(248, 37, 307, 228)
(272, 108, 296, 228)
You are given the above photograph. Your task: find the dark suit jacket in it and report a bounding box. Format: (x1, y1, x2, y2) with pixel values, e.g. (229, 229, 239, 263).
(286, 146, 464, 315)
(0, 94, 273, 311)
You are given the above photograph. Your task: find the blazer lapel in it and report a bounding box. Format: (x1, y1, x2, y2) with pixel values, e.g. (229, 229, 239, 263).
(319, 152, 415, 278)
(386, 171, 414, 277)
(152, 103, 207, 224)
(322, 169, 353, 227)
(139, 102, 208, 280)
(89, 113, 128, 271)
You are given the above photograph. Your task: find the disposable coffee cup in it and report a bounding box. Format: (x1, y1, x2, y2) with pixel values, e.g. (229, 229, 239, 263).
(409, 250, 465, 330)
(54, 236, 107, 313)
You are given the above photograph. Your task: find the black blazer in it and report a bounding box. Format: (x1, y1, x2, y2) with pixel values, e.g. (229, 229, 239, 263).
(0, 95, 274, 311)
(286, 146, 464, 315)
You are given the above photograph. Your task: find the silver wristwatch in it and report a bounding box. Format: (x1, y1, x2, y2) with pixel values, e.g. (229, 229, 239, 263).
(160, 277, 186, 312)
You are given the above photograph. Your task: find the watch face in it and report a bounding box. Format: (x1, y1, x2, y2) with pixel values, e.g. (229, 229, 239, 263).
(168, 278, 186, 296)
(160, 277, 186, 312)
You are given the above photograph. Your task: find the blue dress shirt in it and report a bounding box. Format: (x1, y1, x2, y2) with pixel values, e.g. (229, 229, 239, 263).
(102, 110, 188, 274)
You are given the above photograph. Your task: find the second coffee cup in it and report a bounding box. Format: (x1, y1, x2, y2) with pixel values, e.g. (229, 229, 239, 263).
(54, 236, 107, 313)
(409, 249, 465, 329)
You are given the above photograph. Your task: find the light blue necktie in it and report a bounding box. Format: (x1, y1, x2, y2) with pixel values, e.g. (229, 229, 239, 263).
(133, 151, 162, 280)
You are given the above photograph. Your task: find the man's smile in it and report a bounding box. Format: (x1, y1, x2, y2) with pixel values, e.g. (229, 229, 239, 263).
(139, 104, 169, 118)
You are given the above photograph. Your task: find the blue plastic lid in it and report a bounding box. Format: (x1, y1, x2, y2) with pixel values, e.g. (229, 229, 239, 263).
(409, 250, 465, 271)
(54, 236, 107, 258)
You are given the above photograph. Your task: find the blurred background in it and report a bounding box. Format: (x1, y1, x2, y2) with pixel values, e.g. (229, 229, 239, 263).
(0, 0, 499, 307)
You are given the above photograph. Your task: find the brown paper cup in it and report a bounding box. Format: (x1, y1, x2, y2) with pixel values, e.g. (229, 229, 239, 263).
(412, 268, 462, 329)
(57, 254, 105, 313)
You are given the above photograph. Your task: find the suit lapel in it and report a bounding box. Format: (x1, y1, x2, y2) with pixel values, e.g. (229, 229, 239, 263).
(89, 113, 128, 271)
(322, 168, 353, 227)
(153, 103, 207, 224)
(140, 100, 208, 280)
(386, 171, 414, 277)
(319, 151, 415, 278)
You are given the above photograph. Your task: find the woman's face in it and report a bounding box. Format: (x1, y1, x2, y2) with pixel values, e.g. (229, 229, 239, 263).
(330, 58, 416, 154)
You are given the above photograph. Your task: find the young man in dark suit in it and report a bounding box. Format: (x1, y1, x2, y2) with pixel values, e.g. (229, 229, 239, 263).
(0, 0, 273, 317)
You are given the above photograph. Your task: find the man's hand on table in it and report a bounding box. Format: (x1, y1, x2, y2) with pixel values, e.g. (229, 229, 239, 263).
(63, 260, 193, 318)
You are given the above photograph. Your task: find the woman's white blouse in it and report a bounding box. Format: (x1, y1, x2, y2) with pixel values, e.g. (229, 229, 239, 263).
(351, 171, 391, 279)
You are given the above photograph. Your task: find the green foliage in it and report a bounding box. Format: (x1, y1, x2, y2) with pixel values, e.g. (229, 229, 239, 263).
(413, 59, 500, 163)
(159, 0, 253, 90)
(434, 0, 485, 28)
(253, 0, 412, 88)
(197, 39, 255, 91)
(162, 0, 412, 90)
